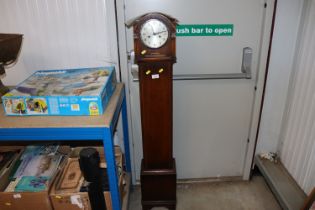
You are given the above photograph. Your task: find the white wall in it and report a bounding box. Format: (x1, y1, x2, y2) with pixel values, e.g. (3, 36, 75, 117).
(279, 0, 315, 194)
(256, 0, 304, 154)
(0, 0, 119, 85)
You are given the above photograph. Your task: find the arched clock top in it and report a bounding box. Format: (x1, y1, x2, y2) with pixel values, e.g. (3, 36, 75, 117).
(126, 12, 178, 63)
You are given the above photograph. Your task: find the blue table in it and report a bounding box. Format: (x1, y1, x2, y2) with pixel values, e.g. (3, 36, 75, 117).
(0, 83, 131, 210)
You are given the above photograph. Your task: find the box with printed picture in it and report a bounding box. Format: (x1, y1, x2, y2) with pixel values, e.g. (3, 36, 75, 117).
(2, 67, 117, 116)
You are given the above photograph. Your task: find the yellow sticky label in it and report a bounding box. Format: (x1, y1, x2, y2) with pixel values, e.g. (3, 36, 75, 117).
(55, 195, 62, 199)
(141, 50, 147, 55)
(158, 68, 164, 73)
(145, 70, 151, 75)
(5, 202, 11, 206)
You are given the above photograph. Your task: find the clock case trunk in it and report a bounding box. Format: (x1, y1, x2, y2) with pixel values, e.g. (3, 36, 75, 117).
(138, 61, 174, 169)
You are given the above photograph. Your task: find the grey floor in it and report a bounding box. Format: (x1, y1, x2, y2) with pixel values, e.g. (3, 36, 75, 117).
(128, 175, 281, 210)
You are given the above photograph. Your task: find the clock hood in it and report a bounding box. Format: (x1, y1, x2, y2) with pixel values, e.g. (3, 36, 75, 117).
(125, 12, 178, 28)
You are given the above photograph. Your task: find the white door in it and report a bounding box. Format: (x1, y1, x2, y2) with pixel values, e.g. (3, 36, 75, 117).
(118, 0, 275, 180)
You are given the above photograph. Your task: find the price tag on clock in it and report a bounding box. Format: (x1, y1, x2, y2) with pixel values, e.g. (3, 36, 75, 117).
(152, 74, 159, 79)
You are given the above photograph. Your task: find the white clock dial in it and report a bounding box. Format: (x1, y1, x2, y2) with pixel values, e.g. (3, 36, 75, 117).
(140, 19, 169, 49)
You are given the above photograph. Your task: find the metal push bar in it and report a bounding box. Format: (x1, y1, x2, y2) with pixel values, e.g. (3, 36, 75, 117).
(130, 47, 253, 81)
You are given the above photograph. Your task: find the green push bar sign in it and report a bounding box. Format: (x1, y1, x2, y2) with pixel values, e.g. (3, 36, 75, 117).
(176, 24, 234, 36)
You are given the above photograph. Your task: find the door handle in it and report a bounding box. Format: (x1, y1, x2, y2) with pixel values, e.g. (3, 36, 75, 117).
(128, 50, 140, 80)
(131, 65, 139, 80)
(241, 47, 253, 79)
(130, 47, 252, 81)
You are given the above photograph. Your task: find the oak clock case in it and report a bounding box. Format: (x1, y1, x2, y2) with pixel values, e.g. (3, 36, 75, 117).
(128, 13, 177, 210)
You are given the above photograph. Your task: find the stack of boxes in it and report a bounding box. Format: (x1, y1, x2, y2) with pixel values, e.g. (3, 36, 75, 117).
(50, 146, 124, 210)
(0, 145, 124, 210)
(0, 145, 71, 210)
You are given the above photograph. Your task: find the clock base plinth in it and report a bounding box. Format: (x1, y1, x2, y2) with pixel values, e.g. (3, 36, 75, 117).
(141, 159, 177, 210)
(142, 201, 176, 210)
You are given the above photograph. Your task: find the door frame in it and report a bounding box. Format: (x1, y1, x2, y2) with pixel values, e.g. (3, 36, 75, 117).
(115, 0, 277, 182)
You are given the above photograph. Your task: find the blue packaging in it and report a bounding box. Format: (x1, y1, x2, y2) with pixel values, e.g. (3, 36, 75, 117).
(2, 67, 116, 116)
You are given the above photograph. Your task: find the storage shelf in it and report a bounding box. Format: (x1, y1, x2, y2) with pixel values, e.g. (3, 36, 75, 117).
(0, 83, 132, 210)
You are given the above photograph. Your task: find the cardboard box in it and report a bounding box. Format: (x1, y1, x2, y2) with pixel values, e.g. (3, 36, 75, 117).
(2, 67, 117, 116)
(50, 146, 123, 210)
(0, 146, 71, 210)
(0, 147, 23, 190)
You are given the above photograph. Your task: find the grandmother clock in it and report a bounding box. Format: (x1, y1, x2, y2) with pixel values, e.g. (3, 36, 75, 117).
(127, 13, 178, 210)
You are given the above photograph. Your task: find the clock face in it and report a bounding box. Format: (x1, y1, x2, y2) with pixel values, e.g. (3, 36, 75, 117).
(140, 19, 169, 49)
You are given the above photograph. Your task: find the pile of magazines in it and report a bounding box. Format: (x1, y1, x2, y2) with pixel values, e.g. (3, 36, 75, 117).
(5, 144, 65, 192)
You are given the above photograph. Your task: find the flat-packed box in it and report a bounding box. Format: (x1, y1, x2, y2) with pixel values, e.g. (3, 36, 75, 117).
(0, 146, 71, 210)
(2, 67, 117, 116)
(50, 146, 124, 210)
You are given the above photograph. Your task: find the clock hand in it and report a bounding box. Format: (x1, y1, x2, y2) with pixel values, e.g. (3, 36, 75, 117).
(149, 23, 156, 35)
(153, 30, 167, 35)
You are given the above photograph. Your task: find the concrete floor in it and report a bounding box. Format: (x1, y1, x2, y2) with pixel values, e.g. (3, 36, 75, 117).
(128, 175, 281, 210)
